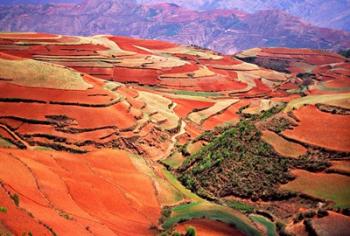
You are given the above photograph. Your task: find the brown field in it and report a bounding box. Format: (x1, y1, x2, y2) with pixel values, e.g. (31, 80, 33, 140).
(262, 130, 307, 158)
(280, 169, 350, 208)
(328, 161, 350, 175)
(187, 141, 206, 155)
(311, 211, 350, 236)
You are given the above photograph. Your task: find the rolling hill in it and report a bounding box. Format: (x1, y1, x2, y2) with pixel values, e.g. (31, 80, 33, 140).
(0, 32, 349, 235)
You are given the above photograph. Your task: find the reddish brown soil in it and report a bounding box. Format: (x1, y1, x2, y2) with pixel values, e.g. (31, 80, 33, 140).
(0, 148, 160, 236)
(203, 100, 250, 130)
(0, 73, 139, 150)
(185, 122, 204, 139)
(114, 67, 161, 85)
(0, 187, 51, 235)
(260, 48, 346, 65)
(311, 211, 350, 236)
(0, 52, 23, 60)
(261, 130, 307, 158)
(239, 79, 272, 97)
(283, 105, 350, 152)
(171, 98, 215, 118)
(0, 33, 303, 95)
(0, 126, 17, 144)
(200, 56, 241, 66)
(0, 101, 135, 130)
(109, 36, 177, 50)
(309, 78, 350, 95)
(0, 81, 114, 105)
(27, 44, 107, 56)
(162, 63, 199, 74)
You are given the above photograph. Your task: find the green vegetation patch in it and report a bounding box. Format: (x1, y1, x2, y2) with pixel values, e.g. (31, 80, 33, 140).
(10, 193, 20, 207)
(185, 226, 196, 236)
(0, 206, 7, 213)
(174, 90, 222, 97)
(225, 200, 255, 214)
(162, 152, 186, 170)
(178, 118, 329, 201)
(160, 168, 260, 236)
(162, 169, 202, 202)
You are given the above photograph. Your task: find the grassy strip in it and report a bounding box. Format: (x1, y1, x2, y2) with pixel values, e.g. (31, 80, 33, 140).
(162, 169, 202, 202)
(161, 170, 260, 236)
(225, 200, 255, 214)
(250, 214, 277, 236)
(163, 202, 260, 236)
(0, 137, 15, 148)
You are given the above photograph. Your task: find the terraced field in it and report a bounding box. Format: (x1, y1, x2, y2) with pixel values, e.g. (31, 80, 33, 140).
(0, 32, 349, 235)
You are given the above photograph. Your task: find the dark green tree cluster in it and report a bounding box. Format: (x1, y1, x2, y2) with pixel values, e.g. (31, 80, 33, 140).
(178, 118, 329, 201)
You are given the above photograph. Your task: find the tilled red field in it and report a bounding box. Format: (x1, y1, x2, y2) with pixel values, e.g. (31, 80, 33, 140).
(283, 105, 350, 152)
(0, 148, 160, 236)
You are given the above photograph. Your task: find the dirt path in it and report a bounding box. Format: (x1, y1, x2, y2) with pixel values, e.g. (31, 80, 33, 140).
(162, 102, 186, 160)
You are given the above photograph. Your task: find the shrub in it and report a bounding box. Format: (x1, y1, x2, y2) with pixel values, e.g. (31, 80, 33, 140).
(304, 219, 317, 236)
(304, 210, 316, 218)
(185, 226, 196, 236)
(10, 193, 20, 206)
(21, 232, 33, 236)
(179, 174, 197, 192)
(0, 206, 7, 213)
(341, 208, 350, 216)
(294, 213, 304, 223)
(276, 222, 292, 236)
(159, 206, 172, 224)
(59, 211, 73, 220)
(317, 209, 329, 218)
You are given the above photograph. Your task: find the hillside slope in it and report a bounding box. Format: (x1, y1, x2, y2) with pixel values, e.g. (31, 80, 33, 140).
(1, 0, 350, 53)
(139, 0, 350, 31)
